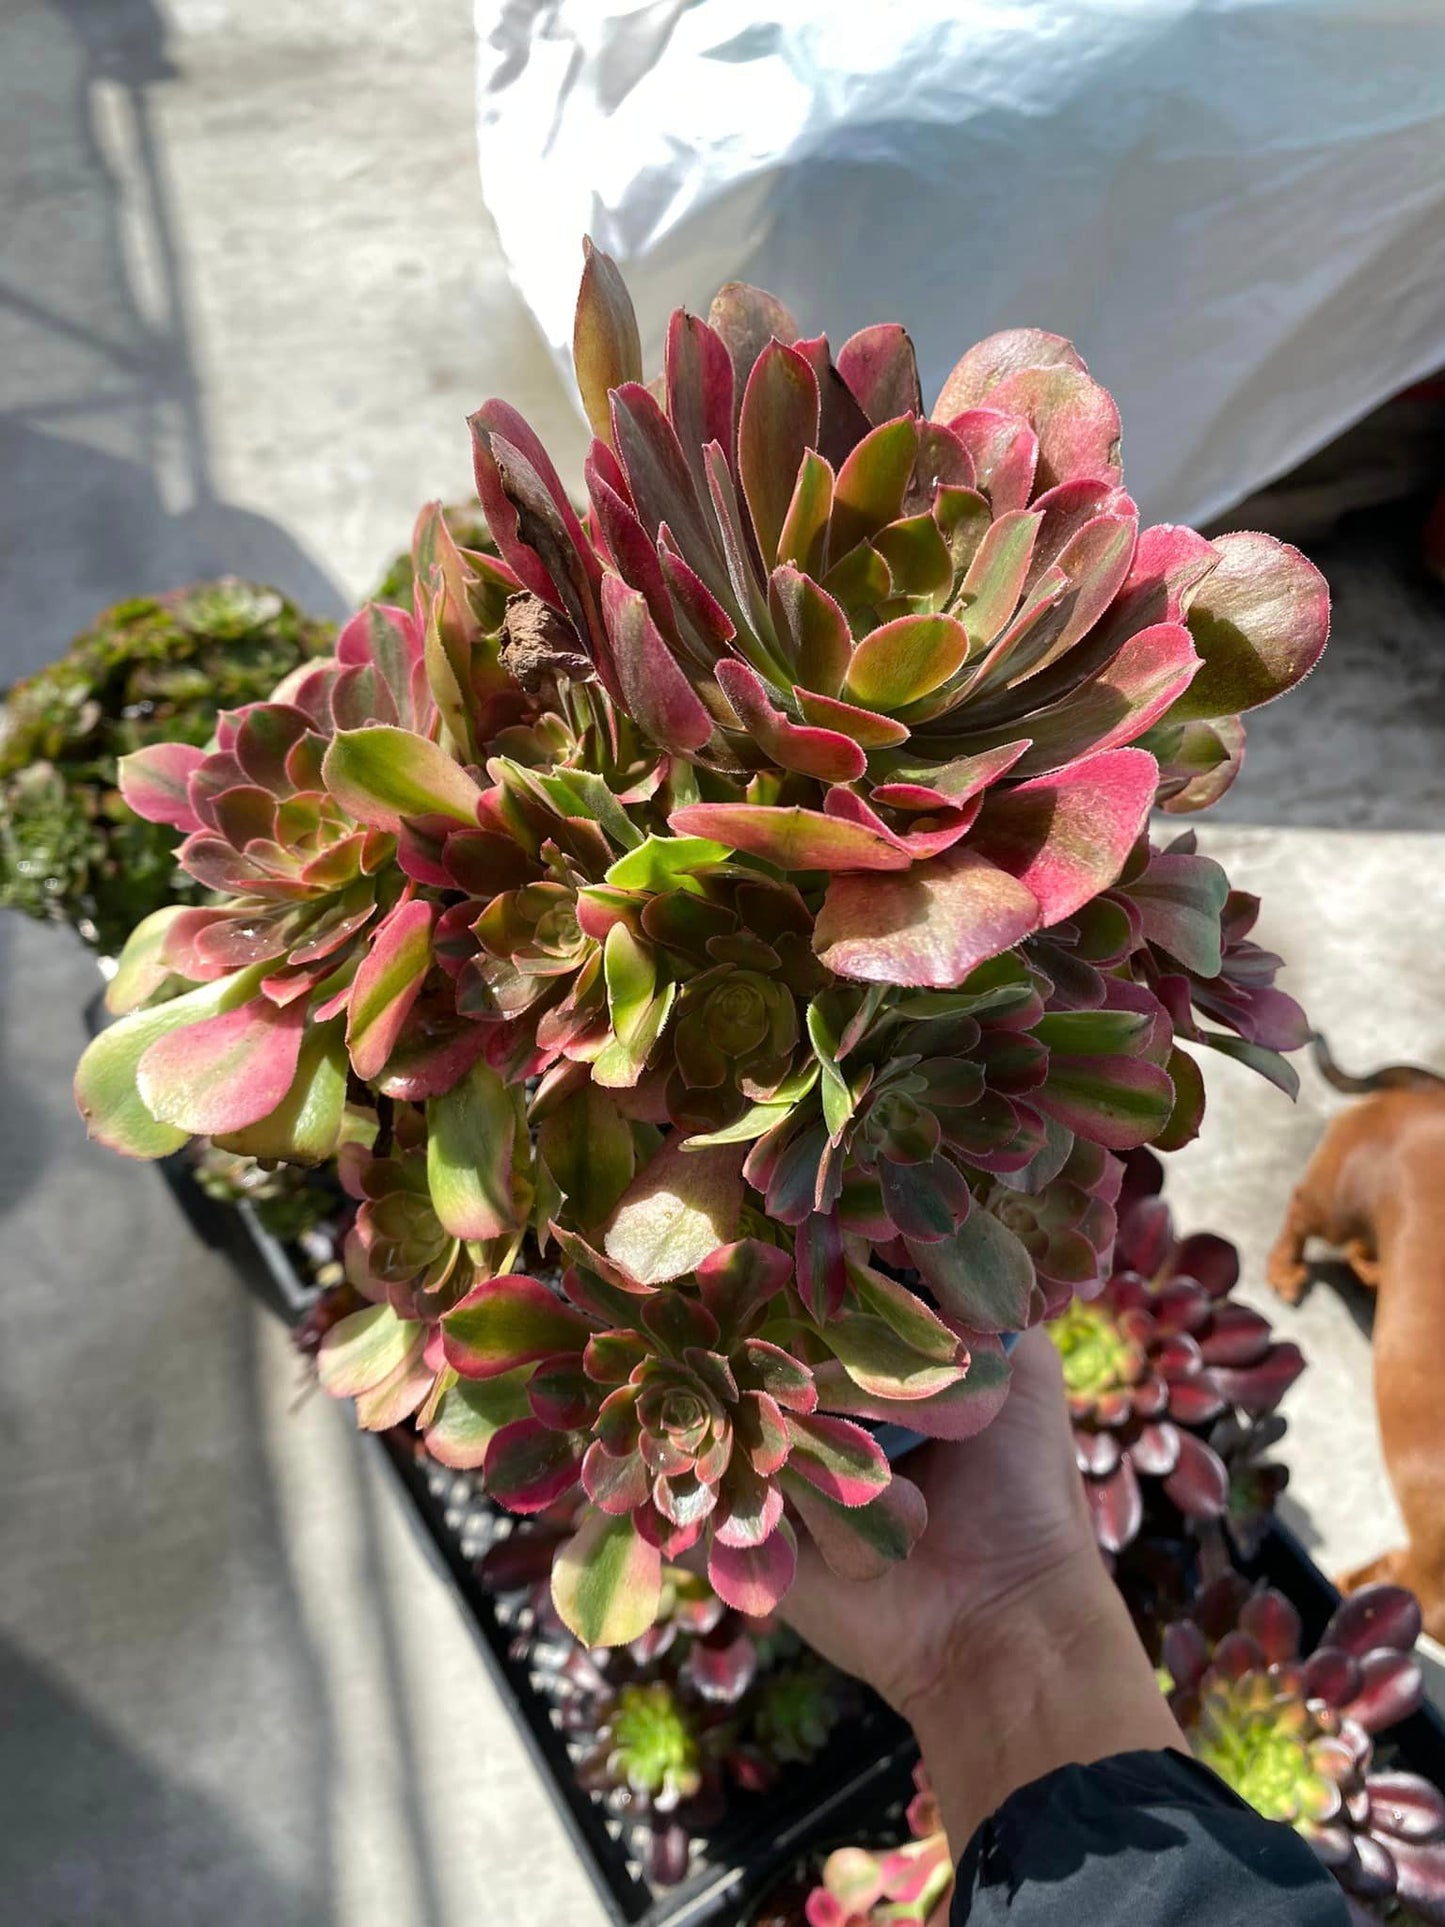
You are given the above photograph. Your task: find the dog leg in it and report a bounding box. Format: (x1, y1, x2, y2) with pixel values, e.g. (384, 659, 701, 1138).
(1390, 1484, 1445, 1646)
(1343, 1238, 1384, 1290)
(1267, 1185, 1319, 1304)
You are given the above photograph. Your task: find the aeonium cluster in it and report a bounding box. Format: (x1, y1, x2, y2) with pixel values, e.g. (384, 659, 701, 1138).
(74, 244, 1326, 1644)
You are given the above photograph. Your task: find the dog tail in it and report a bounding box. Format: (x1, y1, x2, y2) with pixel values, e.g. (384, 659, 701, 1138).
(1312, 1032, 1445, 1094)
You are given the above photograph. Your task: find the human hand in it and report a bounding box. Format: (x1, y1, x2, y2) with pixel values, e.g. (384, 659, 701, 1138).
(783, 1326, 1184, 1846)
(782, 1326, 1101, 1719)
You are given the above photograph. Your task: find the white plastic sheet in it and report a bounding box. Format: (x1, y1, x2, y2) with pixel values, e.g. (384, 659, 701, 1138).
(475, 0, 1445, 524)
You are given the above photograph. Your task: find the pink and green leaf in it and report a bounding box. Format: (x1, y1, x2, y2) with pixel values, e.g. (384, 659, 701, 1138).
(426, 1057, 519, 1240)
(815, 848, 1040, 987)
(422, 1367, 533, 1469)
(318, 1303, 424, 1399)
(707, 1519, 798, 1616)
(573, 239, 643, 445)
(346, 897, 435, 1081)
(551, 1505, 663, 1648)
(604, 1138, 743, 1286)
(837, 323, 923, 425)
(715, 660, 867, 782)
(104, 905, 191, 1016)
(738, 340, 821, 568)
(969, 747, 1157, 925)
(842, 613, 971, 712)
(828, 418, 918, 560)
(813, 1344, 1011, 1440)
(117, 742, 206, 832)
(1170, 531, 1329, 722)
(783, 1413, 890, 1506)
(906, 1211, 1036, 1334)
(75, 965, 272, 1158)
(538, 1081, 635, 1230)
(694, 1237, 793, 1336)
(136, 989, 306, 1137)
(781, 1468, 927, 1580)
(442, 1275, 591, 1380)
(322, 725, 483, 832)
(483, 1417, 582, 1513)
(821, 1312, 968, 1401)
(601, 575, 715, 755)
(669, 802, 911, 873)
(213, 1018, 348, 1164)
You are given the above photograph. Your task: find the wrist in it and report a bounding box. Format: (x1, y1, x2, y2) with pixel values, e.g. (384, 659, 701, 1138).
(902, 1547, 1184, 1849)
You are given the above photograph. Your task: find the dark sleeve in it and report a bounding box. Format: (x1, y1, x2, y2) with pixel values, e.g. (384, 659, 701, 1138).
(951, 1748, 1350, 1924)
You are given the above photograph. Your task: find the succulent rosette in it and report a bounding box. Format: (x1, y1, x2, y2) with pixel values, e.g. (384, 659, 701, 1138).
(1165, 1579, 1445, 1920)
(1049, 1166, 1304, 1552)
(1115, 832, 1312, 1100)
(0, 578, 336, 954)
(74, 508, 523, 1164)
(429, 1235, 956, 1643)
(748, 1655, 848, 1768)
(473, 243, 1325, 1002)
(75, 242, 1329, 1644)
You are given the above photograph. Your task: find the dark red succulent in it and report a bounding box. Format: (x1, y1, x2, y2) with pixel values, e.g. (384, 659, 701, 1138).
(1049, 1178, 1303, 1552)
(1165, 1577, 1445, 1921)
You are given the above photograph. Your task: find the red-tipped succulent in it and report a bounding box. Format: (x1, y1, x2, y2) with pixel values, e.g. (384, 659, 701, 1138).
(75, 243, 1327, 1643)
(805, 1765, 952, 1927)
(476, 243, 1325, 1003)
(436, 1237, 935, 1642)
(1166, 1578, 1445, 1921)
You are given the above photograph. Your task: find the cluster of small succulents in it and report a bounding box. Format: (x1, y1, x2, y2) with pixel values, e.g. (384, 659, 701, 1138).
(1163, 1577, 1445, 1922)
(476, 1504, 851, 1889)
(75, 243, 1328, 1644)
(1048, 1148, 1305, 1554)
(0, 581, 333, 954)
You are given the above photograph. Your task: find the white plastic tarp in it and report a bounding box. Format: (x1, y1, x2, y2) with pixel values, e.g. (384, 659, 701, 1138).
(475, 0, 1445, 524)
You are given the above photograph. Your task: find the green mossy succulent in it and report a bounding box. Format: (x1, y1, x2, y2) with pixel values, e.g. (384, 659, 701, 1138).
(584, 1679, 704, 1807)
(0, 581, 333, 954)
(750, 1656, 846, 1766)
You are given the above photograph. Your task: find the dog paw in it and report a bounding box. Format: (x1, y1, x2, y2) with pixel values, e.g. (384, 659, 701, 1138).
(1266, 1257, 1309, 1304)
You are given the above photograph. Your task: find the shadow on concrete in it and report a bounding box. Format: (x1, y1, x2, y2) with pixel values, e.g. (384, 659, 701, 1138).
(1, 0, 345, 690)
(1297, 1258, 1379, 1343)
(0, 924, 51, 1220)
(342, 1427, 450, 1927)
(0, 1637, 317, 1927)
(0, 916, 340, 1923)
(0, 5, 417, 1918)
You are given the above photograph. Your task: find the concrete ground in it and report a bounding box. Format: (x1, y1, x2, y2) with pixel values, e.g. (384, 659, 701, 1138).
(1, 2, 1443, 1922)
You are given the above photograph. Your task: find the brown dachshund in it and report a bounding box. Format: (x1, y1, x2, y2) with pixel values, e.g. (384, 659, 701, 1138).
(1267, 1037, 1445, 1639)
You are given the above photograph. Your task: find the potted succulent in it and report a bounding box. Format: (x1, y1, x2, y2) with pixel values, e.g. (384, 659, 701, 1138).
(1162, 1577, 1445, 1921)
(1049, 1147, 1305, 1557)
(0, 580, 334, 956)
(74, 242, 1328, 1657)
